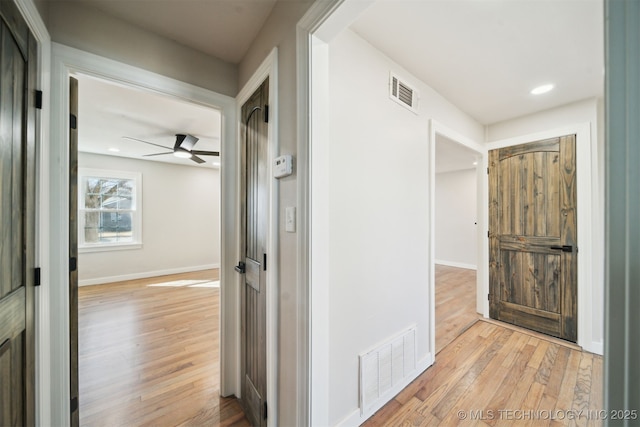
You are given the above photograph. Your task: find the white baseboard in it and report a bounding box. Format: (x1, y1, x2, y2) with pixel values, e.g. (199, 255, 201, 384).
(435, 259, 477, 270)
(78, 264, 220, 286)
(335, 354, 434, 427)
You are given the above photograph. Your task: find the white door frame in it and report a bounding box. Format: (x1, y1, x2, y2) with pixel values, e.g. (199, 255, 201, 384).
(235, 48, 279, 426)
(428, 120, 487, 356)
(47, 42, 238, 426)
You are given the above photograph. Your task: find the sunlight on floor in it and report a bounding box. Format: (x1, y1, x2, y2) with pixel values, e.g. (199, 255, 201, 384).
(147, 280, 220, 288)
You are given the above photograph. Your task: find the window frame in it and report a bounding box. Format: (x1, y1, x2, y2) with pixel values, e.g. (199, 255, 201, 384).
(78, 168, 143, 253)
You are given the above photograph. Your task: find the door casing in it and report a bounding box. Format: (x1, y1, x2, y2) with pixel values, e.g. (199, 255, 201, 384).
(46, 43, 238, 426)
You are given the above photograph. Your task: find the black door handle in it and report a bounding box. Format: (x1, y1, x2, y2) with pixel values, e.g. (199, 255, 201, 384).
(550, 245, 573, 253)
(235, 261, 246, 274)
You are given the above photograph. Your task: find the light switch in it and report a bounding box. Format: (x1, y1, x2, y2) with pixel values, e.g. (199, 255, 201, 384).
(285, 207, 296, 233)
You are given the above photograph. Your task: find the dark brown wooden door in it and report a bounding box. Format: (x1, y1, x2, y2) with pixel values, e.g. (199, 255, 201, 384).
(0, 2, 38, 424)
(239, 79, 269, 427)
(69, 76, 79, 426)
(489, 135, 577, 342)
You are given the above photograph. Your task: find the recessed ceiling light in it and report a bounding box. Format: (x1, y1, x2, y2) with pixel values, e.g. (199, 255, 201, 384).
(108, 147, 120, 152)
(473, 161, 478, 166)
(530, 84, 554, 95)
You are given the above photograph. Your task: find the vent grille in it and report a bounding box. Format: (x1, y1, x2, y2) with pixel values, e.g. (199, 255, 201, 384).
(359, 327, 417, 414)
(390, 73, 418, 113)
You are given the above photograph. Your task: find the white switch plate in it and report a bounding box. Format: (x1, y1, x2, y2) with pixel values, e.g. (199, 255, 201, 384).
(285, 207, 296, 233)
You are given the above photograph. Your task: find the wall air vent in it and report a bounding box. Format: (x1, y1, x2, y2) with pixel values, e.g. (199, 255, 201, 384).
(359, 326, 417, 415)
(390, 72, 418, 113)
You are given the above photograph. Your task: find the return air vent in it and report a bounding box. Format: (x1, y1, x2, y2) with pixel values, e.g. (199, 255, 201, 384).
(359, 326, 417, 415)
(390, 73, 418, 113)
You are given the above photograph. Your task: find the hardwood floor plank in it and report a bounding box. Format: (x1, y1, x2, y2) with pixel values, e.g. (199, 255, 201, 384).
(365, 266, 603, 427)
(78, 270, 247, 426)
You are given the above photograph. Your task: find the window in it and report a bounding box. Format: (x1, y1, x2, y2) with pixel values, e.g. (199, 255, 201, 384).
(79, 168, 142, 251)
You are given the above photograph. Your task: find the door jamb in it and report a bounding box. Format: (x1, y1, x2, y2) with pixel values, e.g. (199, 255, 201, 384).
(48, 42, 238, 426)
(428, 120, 487, 357)
(235, 48, 279, 426)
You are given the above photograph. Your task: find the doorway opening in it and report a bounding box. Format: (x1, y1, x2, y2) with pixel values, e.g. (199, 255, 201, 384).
(72, 73, 233, 424)
(433, 133, 482, 353)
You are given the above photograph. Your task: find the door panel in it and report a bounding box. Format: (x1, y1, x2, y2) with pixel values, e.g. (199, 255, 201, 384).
(69, 76, 79, 426)
(0, 1, 37, 423)
(239, 79, 269, 427)
(489, 135, 577, 342)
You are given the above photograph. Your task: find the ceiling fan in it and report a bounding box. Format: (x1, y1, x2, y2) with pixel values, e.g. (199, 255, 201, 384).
(123, 134, 219, 164)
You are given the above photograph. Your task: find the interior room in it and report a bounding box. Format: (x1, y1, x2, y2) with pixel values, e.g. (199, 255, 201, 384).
(75, 74, 225, 424)
(4, 0, 636, 426)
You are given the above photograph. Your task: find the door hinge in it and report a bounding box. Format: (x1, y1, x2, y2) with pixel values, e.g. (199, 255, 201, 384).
(263, 401, 268, 419)
(35, 90, 43, 109)
(487, 230, 490, 238)
(70, 114, 77, 130)
(70, 257, 77, 272)
(263, 253, 267, 271)
(488, 293, 491, 301)
(71, 396, 78, 413)
(487, 167, 489, 175)
(264, 105, 269, 123)
(34, 267, 41, 287)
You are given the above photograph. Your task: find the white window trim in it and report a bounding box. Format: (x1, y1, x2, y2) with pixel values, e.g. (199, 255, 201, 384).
(78, 168, 142, 253)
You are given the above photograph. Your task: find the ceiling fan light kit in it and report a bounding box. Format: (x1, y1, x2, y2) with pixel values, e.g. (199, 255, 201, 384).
(173, 149, 192, 159)
(124, 133, 220, 164)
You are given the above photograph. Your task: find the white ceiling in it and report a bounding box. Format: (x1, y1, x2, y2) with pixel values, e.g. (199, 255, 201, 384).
(77, 74, 221, 168)
(435, 134, 479, 174)
(350, 0, 604, 125)
(73, 0, 604, 172)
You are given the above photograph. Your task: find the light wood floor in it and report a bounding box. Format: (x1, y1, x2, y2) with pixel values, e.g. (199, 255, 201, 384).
(364, 265, 603, 426)
(434, 264, 479, 353)
(78, 270, 250, 426)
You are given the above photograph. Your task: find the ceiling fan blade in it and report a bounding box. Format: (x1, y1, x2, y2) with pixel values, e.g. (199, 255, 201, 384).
(190, 154, 206, 164)
(143, 152, 174, 157)
(175, 134, 199, 151)
(123, 136, 173, 151)
(191, 150, 220, 157)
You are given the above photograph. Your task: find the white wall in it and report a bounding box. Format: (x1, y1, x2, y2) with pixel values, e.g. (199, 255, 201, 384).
(435, 168, 477, 269)
(486, 97, 604, 353)
(326, 29, 484, 425)
(45, 2, 237, 97)
(78, 152, 220, 284)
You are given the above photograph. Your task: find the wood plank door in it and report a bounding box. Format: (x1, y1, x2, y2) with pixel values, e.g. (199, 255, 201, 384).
(238, 79, 269, 426)
(489, 135, 577, 342)
(69, 76, 79, 426)
(0, 1, 38, 424)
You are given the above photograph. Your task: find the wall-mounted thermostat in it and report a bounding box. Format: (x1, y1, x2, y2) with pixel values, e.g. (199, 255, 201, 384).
(274, 155, 293, 178)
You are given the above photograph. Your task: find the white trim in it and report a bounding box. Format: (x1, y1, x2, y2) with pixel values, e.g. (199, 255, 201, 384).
(300, 1, 387, 424)
(78, 264, 220, 286)
(13, 0, 52, 424)
(49, 42, 237, 426)
(486, 122, 597, 354)
(235, 48, 279, 426)
(429, 119, 486, 362)
(334, 355, 433, 427)
(434, 260, 478, 270)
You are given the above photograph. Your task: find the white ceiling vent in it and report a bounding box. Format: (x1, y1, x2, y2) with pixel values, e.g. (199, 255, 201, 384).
(390, 73, 418, 113)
